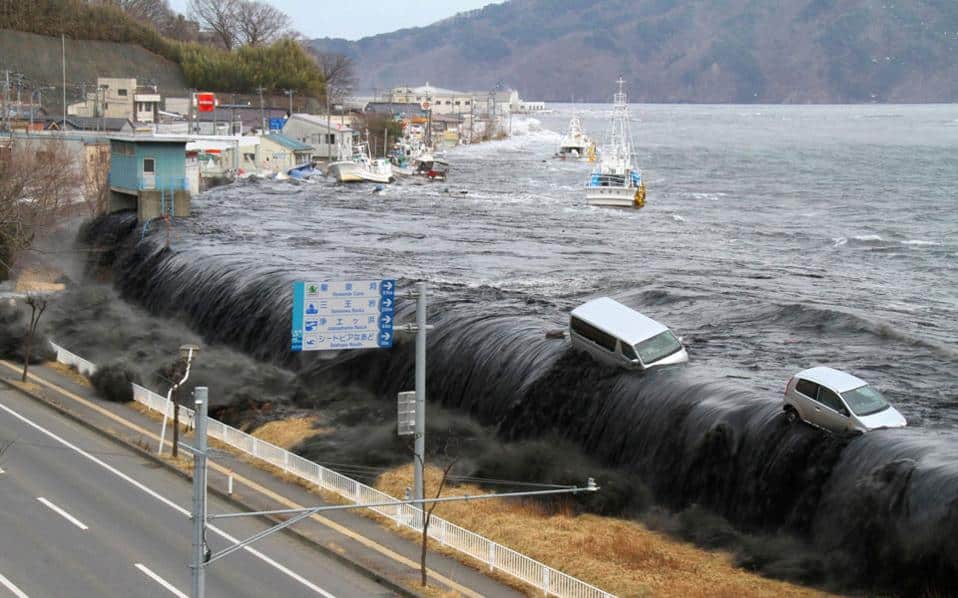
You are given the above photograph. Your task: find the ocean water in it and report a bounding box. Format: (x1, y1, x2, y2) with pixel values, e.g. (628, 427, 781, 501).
(63, 103, 958, 591)
(186, 103, 958, 427)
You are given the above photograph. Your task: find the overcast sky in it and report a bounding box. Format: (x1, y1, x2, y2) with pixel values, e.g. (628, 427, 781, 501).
(168, 0, 506, 40)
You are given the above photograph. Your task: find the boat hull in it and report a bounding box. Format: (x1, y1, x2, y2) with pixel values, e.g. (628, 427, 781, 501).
(586, 186, 641, 208)
(327, 161, 363, 183)
(357, 170, 393, 184)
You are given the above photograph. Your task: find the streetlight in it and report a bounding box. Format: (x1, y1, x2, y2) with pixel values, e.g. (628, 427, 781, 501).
(159, 343, 200, 457)
(283, 89, 295, 117)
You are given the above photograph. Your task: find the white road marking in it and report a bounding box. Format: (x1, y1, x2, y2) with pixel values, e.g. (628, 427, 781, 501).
(134, 564, 187, 598)
(0, 401, 336, 598)
(37, 497, 89, 531)
(0, 571, 29, 598)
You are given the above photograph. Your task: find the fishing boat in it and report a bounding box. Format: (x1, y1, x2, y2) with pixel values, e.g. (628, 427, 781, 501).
(414, 152, 449, 181)
(585, 78, 646, 208)
(327, 136, 394, 183)
(557, 114, 595, 160)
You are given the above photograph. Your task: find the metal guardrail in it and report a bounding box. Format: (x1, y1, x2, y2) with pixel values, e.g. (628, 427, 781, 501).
(50, 344, 613, 597)
(49, 342, 98, 377)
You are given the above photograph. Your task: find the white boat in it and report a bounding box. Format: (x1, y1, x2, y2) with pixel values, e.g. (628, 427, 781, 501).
(327, 136, 394, 183)
(585, 78, 646, 209)
(557, 114, 595, 160)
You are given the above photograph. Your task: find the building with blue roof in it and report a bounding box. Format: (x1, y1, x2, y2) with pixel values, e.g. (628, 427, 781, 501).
(259, 133, 313, 173)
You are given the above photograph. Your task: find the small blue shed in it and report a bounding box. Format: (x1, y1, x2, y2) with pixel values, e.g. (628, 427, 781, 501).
(108, 135, 191, 221)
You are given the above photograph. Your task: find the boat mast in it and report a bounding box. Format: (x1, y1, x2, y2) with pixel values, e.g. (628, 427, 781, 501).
(604, 77, 636, 171)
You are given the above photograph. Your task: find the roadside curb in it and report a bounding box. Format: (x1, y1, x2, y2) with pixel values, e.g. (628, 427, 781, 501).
(0, 373, 419, 598)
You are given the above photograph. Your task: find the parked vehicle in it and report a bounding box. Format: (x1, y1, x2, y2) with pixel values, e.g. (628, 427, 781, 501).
(783, 366, 907, 433)
(569, 297, 688, 370)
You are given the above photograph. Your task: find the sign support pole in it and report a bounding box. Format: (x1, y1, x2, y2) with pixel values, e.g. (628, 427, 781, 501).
(414, 281, 426, 503)
(191, 387, 208, 598)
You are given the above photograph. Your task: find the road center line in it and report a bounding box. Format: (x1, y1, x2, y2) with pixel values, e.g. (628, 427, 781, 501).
(134, 563, 187, 598)
(0, 571, 29, 598)
(36, 497, 89, 531)
(0, 400, 336, 598)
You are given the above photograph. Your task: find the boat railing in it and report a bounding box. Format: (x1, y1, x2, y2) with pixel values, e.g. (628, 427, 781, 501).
(588, 173, 627, 188)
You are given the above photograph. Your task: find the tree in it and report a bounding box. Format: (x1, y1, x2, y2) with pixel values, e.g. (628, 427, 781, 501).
(0, 138, 79, 280)
(312, 51, 356, 103)
(112, 0, 174, 28)
(20, 295, 48, 383)
(418, 459, 457, 587)
(189, 0, 239, 50)
(235, 0, 292, 47)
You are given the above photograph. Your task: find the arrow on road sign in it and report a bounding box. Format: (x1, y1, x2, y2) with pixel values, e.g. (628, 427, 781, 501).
(380, 314, 393, 326)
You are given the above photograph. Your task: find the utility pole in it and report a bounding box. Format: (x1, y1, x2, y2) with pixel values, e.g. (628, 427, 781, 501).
(325, 90, 331, 159)
(14, 73, 22, 122)
(2, 70, 9, 131)
(413, 281, 427, 503)
(190, 387, 209, 598)
(257, 86, 266, 132)
(61, 34, 66, 132)
(284, 89, 294, 117)
(188, 89, 194, 138)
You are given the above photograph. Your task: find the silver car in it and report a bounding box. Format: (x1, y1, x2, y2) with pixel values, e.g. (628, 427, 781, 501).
(783, 366, 907, 433)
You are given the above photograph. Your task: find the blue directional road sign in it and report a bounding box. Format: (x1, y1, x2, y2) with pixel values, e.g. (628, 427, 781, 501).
(291, 279, 395, 351)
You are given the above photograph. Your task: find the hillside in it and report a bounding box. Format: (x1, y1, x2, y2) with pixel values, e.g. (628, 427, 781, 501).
(311, 0, 958, 103)
(0, 30, 188, 113)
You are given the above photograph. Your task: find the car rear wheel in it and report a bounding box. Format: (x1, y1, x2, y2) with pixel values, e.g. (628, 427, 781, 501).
(784, 407, 798, 424)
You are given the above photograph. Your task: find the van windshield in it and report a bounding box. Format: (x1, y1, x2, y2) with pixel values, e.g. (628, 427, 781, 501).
(634, 331, 683, 365)
(841, 385, 890, 416)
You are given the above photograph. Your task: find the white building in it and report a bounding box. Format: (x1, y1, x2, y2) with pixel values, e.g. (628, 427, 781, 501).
(68, 77, 161, 124)
(281, 113, 354, 160)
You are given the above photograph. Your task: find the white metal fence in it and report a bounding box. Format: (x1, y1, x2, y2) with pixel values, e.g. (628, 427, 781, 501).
(49, 341, 98, 377)
(51, 342, 613, 598)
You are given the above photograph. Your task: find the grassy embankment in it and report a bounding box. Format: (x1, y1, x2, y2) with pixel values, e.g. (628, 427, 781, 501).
(253, 418, 833, 598)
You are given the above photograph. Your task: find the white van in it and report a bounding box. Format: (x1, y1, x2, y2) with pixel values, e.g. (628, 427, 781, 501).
(569, 297, 688, 370)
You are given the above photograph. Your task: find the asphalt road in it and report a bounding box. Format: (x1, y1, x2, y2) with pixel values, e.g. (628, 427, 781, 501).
(0, 388, 396, 598)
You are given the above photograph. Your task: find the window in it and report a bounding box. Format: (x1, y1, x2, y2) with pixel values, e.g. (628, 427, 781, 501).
(118, 89, 127, 96)
(620, 343, 638, 360)
(842, 385, 890, 416)
(816, 387, 848, 415)
(327, 133, 335, 144)
(143, 158, 155, 173)
(571, 317, 616, 351)
(634, 331, 682, 365)
(795, 379, 819, 399)
(455, 101, 461, 106)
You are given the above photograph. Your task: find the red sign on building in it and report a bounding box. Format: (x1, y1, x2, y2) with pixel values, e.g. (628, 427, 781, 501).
(195, 92, 216, 113)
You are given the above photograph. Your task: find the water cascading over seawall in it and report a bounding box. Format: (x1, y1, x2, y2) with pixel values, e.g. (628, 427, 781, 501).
(80, 213, 958, 592)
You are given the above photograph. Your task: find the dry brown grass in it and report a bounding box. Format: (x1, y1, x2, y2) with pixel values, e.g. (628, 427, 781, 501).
(46, 361, 93, 388)
(121, 410, 834, 597)
(376, 466, 834, 598)
(15, 267, 65, 293)
(251, 417, 326, 449)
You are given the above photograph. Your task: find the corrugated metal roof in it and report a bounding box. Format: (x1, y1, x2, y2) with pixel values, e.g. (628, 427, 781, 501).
(265, 133, 312, 151)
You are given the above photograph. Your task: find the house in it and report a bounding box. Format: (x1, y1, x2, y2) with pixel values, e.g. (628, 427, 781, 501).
(281, 113, 354, 160)
(388, 83, 475, 117)
(107, 135, 190, 222)
(68, 78, 162, 124)
(258, 134, 312, 173)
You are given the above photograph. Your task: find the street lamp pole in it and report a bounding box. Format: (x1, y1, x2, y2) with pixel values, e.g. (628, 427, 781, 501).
(160, 344, 200, 457)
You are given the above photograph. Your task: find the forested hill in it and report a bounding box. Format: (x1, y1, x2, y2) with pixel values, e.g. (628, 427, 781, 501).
(311, 0, 958, 103)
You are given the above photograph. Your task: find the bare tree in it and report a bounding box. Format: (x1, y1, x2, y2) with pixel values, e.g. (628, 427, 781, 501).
(235, 0, 292, 46)
(21, 295, 48, 382)
(189, 0, 239, 50)
(113, 0, 174, 27)
(416, 456, 457, 587)
(0, 138, 79, 280)
(311, 51, 356, 102)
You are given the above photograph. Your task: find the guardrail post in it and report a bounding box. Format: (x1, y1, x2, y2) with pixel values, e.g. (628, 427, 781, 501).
(353, 480, 361, 503)
(283, 451, 289, 473)
(543, 568, 550, 595)
(488, 542, 496, 571)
